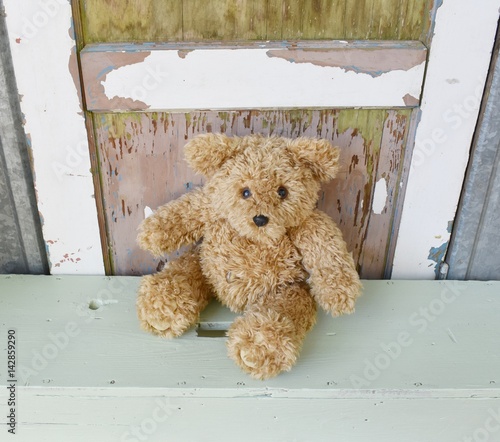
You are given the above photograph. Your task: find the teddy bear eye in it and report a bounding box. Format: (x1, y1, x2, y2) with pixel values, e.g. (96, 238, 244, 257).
(241, 188, 252, 199)
(277, 186, 288, 199)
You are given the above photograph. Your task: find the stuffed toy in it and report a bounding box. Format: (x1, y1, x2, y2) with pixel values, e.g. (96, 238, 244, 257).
(137, 134, 362, 379)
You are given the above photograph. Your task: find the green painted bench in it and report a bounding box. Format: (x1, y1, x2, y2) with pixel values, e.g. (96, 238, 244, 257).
(0, 276, 499, 441)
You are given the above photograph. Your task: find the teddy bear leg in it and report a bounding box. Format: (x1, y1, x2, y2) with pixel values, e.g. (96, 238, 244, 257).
(227, 283, 317, 380)
(137, 247, 211, 338)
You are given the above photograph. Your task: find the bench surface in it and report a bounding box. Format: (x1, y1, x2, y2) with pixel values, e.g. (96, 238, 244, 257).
(0, 275, 499, 441)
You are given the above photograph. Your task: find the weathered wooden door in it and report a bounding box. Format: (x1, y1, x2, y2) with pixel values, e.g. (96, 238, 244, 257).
(74, 0, 429, 278)
(51, 0, 498, 280)
(5, 1, 499, 277)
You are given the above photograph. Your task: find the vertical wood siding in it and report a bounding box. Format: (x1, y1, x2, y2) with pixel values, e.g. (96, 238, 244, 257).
(94, 109, 410, 277)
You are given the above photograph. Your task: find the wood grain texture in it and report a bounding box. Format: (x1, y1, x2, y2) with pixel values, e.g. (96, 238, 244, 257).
(266, 0, 283, 39)
(0, 276, 499, 441)
(81, 0, 183, 43)
(358, 110, 411, 278)
(81, 0, 429, 43)
(344, 0, 429, 40)
(398, 0, 431, 40)
(282, 0, 346, 39)
(93, 109, 410, 277)
(183, 0, 269, 40)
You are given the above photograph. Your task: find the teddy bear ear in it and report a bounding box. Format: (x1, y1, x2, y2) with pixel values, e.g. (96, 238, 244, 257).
(286, 137, 340, 182)
(184, 133, 240, 177)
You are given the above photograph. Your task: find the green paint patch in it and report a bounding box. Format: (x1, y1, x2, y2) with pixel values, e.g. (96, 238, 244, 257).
(94, 113, 143, 139)
(336, 109, 386, 146)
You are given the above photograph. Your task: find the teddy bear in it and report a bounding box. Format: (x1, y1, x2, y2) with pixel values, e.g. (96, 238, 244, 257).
(136, 133, 362, 380)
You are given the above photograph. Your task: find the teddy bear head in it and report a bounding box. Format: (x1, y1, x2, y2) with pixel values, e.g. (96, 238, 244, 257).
(184, 134, 340, 244)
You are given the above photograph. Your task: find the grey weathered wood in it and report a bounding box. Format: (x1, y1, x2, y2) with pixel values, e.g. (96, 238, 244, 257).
(0, 8, 48, 274)
(447, 27, 500, 280)
(0, 276, 499, 441)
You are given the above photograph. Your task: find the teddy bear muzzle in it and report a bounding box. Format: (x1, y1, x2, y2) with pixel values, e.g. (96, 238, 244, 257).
(253, 215, 269, 227)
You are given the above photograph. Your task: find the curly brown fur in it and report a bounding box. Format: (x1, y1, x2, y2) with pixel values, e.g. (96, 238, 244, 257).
(137, 189, 208, 257)
(137, 133, 362, 378)
(289, 211, 362, 316)
(137, 248, 211, 338)
(227, 283, 317, 380)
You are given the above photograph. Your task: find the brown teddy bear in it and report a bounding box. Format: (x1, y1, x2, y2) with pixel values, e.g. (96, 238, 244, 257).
(137, 134, 362, 380)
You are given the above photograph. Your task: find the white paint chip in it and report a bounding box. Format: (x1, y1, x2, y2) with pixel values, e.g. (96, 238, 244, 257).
(144, 206, 154, 219)
(372, 178, 388, 214)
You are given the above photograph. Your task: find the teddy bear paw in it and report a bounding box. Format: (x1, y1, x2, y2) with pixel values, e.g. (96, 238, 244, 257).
(137, 276, 200, 338)
(315, 283, 360, 317)
(137, 216, 166, 257)
(147, 318, 172, 332)
(328, 294, 356, 317)
(227, 311, 301, 380)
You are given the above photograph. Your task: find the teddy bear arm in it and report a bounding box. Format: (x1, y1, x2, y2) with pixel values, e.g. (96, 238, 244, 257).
(290, 210, 362, 317)
(137, 189, 206, 257)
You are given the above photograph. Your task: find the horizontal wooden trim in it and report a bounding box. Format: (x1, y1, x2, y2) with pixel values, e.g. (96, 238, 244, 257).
(81, 41, 427, 111)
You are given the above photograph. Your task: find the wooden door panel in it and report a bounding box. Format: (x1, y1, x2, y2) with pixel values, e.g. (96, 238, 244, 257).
(80, 0, 430, 43)
(81, 41, 427, 112)
(94, 109, 411, 277)
(77, 0, 428, 277)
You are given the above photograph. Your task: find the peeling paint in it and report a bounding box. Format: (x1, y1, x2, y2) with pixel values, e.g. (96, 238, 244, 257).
(83, 44, 427, 111)
(95, 109, 409, 276)
(80, 50, 151, 111)
(68, 46, 84, 115)
(266, 47, 427, 78)
(53, 250, 82, 268)
(402, 93, 419, 106)
(428, 242, 449, 278)
(372, 178, 388, 214)
(336, 109, 386, 145)
(178, 50, 193, 59)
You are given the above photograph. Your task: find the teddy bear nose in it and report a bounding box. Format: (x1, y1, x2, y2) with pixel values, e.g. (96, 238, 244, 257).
(253, 215, 269, 227)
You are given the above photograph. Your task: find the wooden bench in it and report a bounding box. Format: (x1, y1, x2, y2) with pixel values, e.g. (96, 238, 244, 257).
(1, 275, 499, 441)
